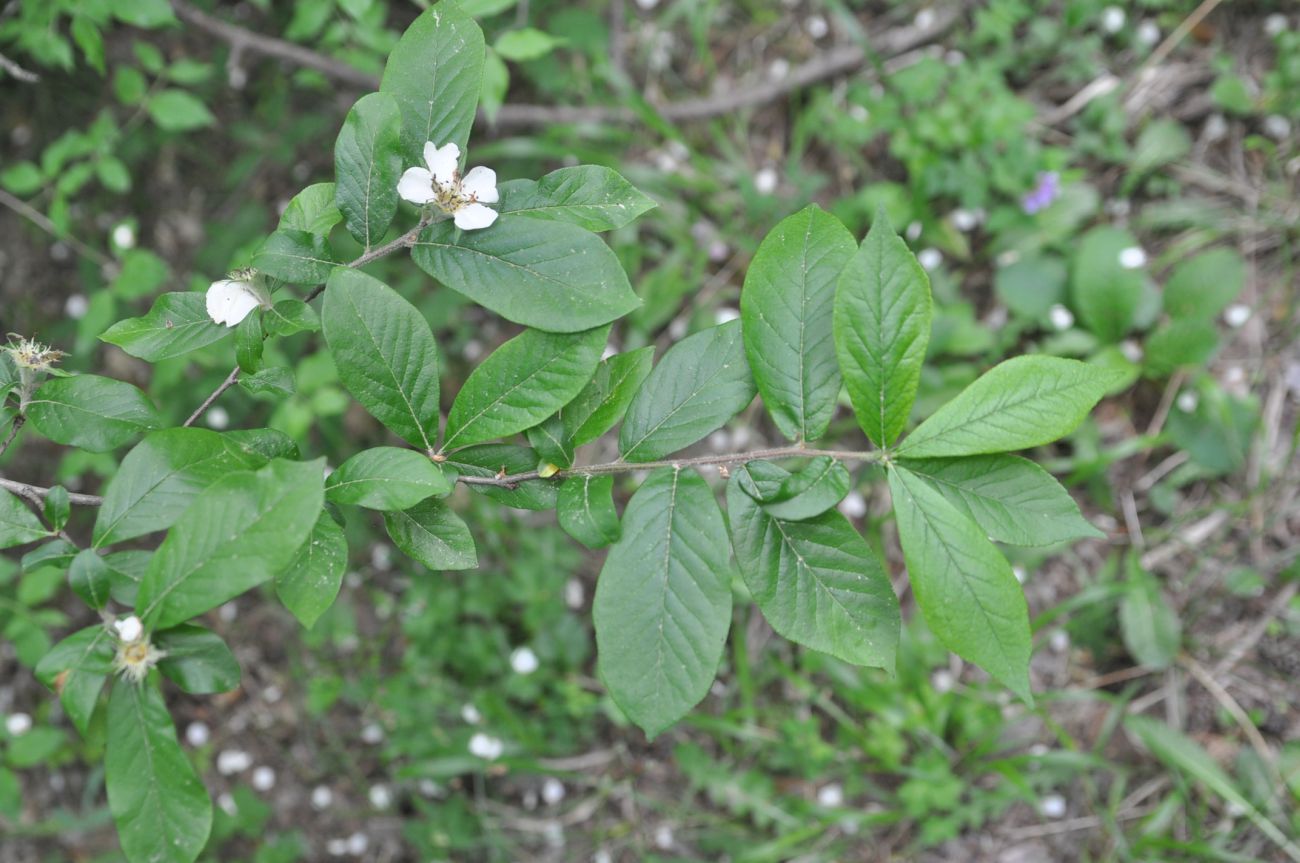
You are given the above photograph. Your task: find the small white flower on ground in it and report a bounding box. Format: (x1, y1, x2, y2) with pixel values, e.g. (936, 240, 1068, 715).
(417, 779, 442, 797)
(848, 104, 869, 122)
(1118, 246, 1147, 269)
(768, 58, 790, 81)
(931, 669, 955, 693)
(917, 248, 942, 271)
(754, 167, 778, 195)
(65, 294, 89, 320)
(708, 239, 729, 262)
(996, 249, 1020, 267)
(838, 490, 867, 519)
(914, 8, 936, 30)
(1040, 794, 1067, 818)
(594, 851, 613, 863)
(326, 838, 348, 857)
(805, 15, 829, 39)
(510, 646, 539, 675)
(217, 749, 253, 775)
(950, 209, 979, 232)
(5, 713, 32, 737)
(1265, 14, 1289, 37)
(368, 784, 392, 809)
(565, 578, 585, 609)
(1262, 115, 1292, 142)
(816, 783, 844, 807)
(634, 0, 659, 9)
(252, 765, 276, 791)
(905, 220, 923, 241)
(1048, 304, 1075, 331)
(205, 406, 230, 431)
(111, 223, 136, 249)
(469, 732, 504, 760)
(653, 824, 675, 850)
(1204, 114, 1229, 142)
(185, 721, 210, 747)
(206, 273, 271, 327)
(461, 703, 482, 725)
(1120, 339, 1144, 363)
(1029, 743, 1049, 757)
(346, 832, 369, 856)
(542, 777, 566, 805)
(714, 307, 740, 325)
(361, 722, 385, 744)
(396, 141, 499, 230)
(1136, 20, 1160, 46)
(311, 785, 334, 810)
(262, 685, 282, 704)
(1049, 629, 1071, 653)
(218, 792, 238, 816)
(370, 543, 393, 571)
(218, 600, 238, 621)
(114, 615, 144, 643)
(667, 318, 688, 340)
(1224, 304, 1251, 328)
(1100, 6, 1126, 33)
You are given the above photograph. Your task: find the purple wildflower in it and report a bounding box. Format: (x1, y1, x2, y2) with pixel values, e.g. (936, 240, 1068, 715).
(1022, 171, 1061, 214)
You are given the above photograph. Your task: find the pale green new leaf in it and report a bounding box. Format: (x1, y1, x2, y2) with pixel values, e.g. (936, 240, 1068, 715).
(326, 447, 451, 510)
(897, 356, 1119, 458)
(276, 512, 348, 629)
(334, 92, 403, 248)
(888, 465, 1032, 701)
(557, 474, 620, 549)
(384, 498, 478, 570)
(1071, 226, 1147, 343)
(833, 211, 932, 446)
(278, 182, 342, 235)
(323, 268, 440, 450)
(593, 469, 732, 737)
(443, 326, 607, 450)
(1119, 554, 1181, 669)
(411, 215, 640, 333)
(497, 166, 656, 232)
(619, 321, 756, 462)
(896, 454, 1103, 546)
(99, 293, 230, 362)
(728, 464, 899, 668)
(741, 204, 855, 441)
(106, 679, 211, 863)
(26, 375, 163, 452)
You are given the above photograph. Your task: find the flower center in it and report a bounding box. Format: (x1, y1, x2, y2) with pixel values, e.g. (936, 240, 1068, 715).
(431, 172, 478, 215)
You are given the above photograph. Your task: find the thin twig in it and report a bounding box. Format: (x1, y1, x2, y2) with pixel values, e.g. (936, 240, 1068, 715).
(0, 188, 114, 268)
(1180, 655, 1279, 786)
(0, 50, 38, 82)
(0, 415, 24, 459)
(183, 367, 240, 427)
(0, 477, 103, 507)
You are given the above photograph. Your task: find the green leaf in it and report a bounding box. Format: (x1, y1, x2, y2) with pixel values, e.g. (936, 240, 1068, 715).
(100, 293, 230, 362)
(106, 680, 212, 863)
(239, 367, 295, 397)
(263, 299, 320, 337)
(563, 346, 655, 447)
(557, 474, 620, 549)
(252, 230, 337, 284)
(1119, 554, 1180, 669)
(594, 468, 732, 737)
(44, 486, 70, 532)
(334, 92, 403, 249)
(728, 464, 899, 668)
(105, 551, 151, 606)
(741, 205, 855, 442)
(146, 89, 215, 131)
(1071, 226, 1146, 343)
(1130, 118, 1191, 178)
(994, 254, 1067, 320)
(447, 444, 557, 510)
(525, 413, 573, 468)
(35, 626, 114, 735)
(619, 321, 756, 462)
(94, 429, 268, 547)
(1143, 319, 1219, 376)
(833, 210, 932, 447)
(278, 182, 343, 235)
(887, 465, 1032, 701)
(479, 47, 508, 122)
(69, 549, 112, 609)
(741, 456, 851, 521)
(443, 326, 607, 450)
(1163, 248, 1244, 321)
(380, 6, 485, 163)
(22, 539, 75, 572)
(234, 310, 264, 374)
(383, 498, 478, 570)
(155, 625, 240, 693)
(276, 512, 348, 629)
(326, 447, 451, 510)
(496, 166, 656, 232)
(135, 459, 325, 629)
(0, 488, 47, 549)
(323, 268, 440, 450)
(493, 27, 563, 61)
(26, 375, 162, 452)
(897, 356, 1119, 458)
(895, 454, 1103, 546)
(412, 215, 640, 333)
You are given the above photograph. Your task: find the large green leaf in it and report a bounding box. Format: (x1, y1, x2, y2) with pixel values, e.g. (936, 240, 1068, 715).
(154, 625, 240, 694)
(1119, 553, 1180, 669)
(896, 454, 1102, 546)
(833, 211, 932, 447)
(106, 680, 211, 863)
(619, 321, 756, 462)
(897, 356, 1119, 458)
(93, 429, 267, 547)
(411, 215, 640, 333)
(593, 469, 732, 737)
(278, 182, 342, 235)
(69, 549, 112, 609)
(334, 92, 403, 249)
(741, 205, 855, 442)
(0, 487, 47, 549)
(325, 447, 451, 510)
(562, 346, 655, 447)
(323, 268, 440, 450)
(1162, 248, 1244, 321)
(728, 464, 899, 668)
(557, 474, 621, 549)
(252, 229, 336, 285)
(888, 465, 1032, 700)
(99, 293, 229, 362)
(384, 498, 478, 570)
(496, 166, 656, 232)
(26, 375, 162, 452)
(447, 444, 558, 511)
(135, 459, 325, 629)
(275, 512, 348, 629)
(35, 625, 114, 735)
(742, 456, 851, 521)
(443, 326, 608, 450)
(1070, 226, 1147, 343)
(380, 5, 484, 164)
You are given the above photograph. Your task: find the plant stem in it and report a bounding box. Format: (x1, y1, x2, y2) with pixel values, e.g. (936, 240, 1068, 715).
(182, 367, 240, 428)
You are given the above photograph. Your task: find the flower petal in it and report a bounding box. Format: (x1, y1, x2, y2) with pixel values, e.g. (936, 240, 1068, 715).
(205, 279, 264, 327)
(205, 280, 241, 326)
(424, 142, 460, 187)
(461, 166, 498, 203)
(397, 167, 437, 205)
(454, 203, 498, 231)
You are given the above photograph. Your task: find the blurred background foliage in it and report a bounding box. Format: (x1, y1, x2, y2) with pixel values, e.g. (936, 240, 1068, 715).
(2, 0, 1299, 860)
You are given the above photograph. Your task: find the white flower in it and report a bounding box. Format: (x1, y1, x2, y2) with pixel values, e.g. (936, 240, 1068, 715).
(905, 221, 923, 241)
(1118, 246, 1147, 269)
(311, 785, 334, 810)
(1049, 629, 1071, 653)
(114, 615, 144, 643)
(714, 307, 740, 325)
(218, 792, 238, 816)
(1100, 6, 1126, 33)
(1136, 20, 1160, 46)
(931, 669, 955, 693)
(217, 749, 253, 775)
(461, 703, 482, 725)
(469, 732, 504, 760)
(1048, 304, 1075, 331)
(205, 406, 230, 430)
(565, 578, 585, 609)
(838, 490, 867, 519)
(112, 223, 136, 249)
(1204, 114, 1229, 142)
(1264, 14, 1288, 37)
(346, 832, 369, 856)
(805, 15, 829, 39)
(542, 777, 566, 805)
(361, 722, 384, 744)
(1120, 339, 1144, 363)
(950, 208, 979, 232)
(185, 721, 210, 747)
(917, 248, 942, 271)
(816, 783, 844, 807)
(65, 294, 89, 320)
(914, 8, 936, 30)
(1262, 115, 1293, 142)
(1040, 794, 1068, 818)
(754, 167, 778, 195)
(510, 646, 539, 675)
(206, 274, 271, 327)
(1224, 304, 1251, 327)
(111, 615, 165, 684)
(368, 784, 392, 809)
(397, 141, 499, 231)
(5, 713, 32, 737)
(252, 765, 276, 791)
(1176, 390, 1199, 413)
(326, 838, 348, 857)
